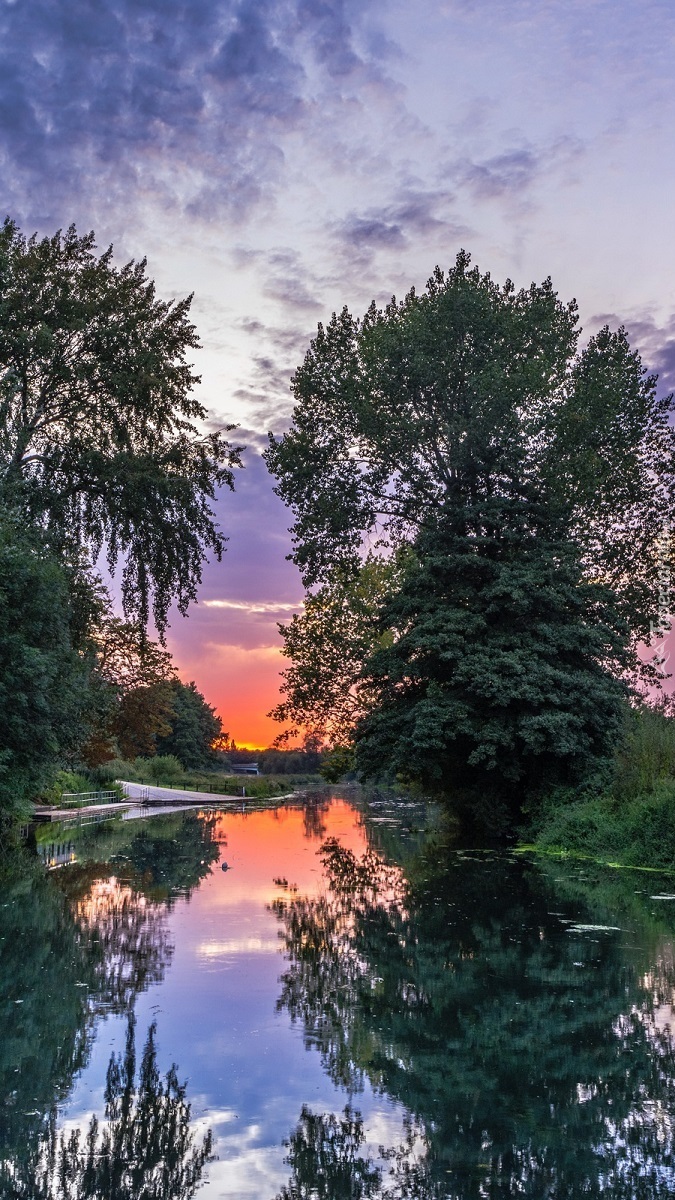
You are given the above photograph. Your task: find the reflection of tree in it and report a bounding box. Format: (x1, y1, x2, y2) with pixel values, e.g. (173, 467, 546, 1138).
(273, 838, 675, 1197)
(75, 878, 173, 1015)
(3, 1017, 213, 1199)
(275, 1105, 381, 1200)
(0, 851, 95, 1162)
(1, 813, 217, 1176)
(276, 1107, 447, 1200)
(301, 792, 331, 841)
(108, 812, 219, 900)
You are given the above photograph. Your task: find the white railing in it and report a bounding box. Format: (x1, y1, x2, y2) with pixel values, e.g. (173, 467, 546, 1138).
(59, 789, 123, 808)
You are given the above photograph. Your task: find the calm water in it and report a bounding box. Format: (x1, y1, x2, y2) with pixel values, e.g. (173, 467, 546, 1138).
(3, 791, 675, 1197)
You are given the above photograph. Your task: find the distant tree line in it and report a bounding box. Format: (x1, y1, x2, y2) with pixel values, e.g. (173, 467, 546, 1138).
(0, 220, 240, 826)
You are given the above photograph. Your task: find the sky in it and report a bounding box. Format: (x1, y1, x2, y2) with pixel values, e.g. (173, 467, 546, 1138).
(2, 0, 675, 745)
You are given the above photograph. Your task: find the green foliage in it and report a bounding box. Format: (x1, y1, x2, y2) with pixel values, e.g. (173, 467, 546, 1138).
(0, 219, 241, 633)
(355, 498, 629, 828)
(267, 252, 673, 641)
(0, 517, 91, 821)
(533, 783, 675, 869)
(270, 556, 402, 747)
(319, 744, 356, 784)
(266, 252, 675, 819)
(155, 681, 222, 769)
(529, 704, 675, 869)
(258, 745, 325, 774)
(38, 770, 92, 804)
(613, 702, 675, 800)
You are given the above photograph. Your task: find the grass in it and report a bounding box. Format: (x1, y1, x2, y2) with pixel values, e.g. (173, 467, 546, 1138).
(530, 705, 675, 871)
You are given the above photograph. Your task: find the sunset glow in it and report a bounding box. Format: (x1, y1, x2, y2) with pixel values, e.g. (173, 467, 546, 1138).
(3, 1, 675, 740)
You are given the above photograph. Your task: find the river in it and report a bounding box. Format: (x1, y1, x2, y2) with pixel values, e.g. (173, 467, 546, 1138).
(2, 789, 675, 1197)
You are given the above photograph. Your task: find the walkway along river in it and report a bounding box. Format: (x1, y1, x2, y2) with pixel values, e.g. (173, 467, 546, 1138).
(2, 789, 675, 1197)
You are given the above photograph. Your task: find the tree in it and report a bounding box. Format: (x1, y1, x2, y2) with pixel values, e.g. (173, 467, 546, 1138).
(354, 495, 630, 826)
(269, 555, 401, 749)
(267, 253, 674, 634)
(155, 681, 222, 770)
(0, 220, 241, 633)
(265, 253, 674, 805)
(3, 1017, 214, 1199)
(0, 514, 91, 821)
(273, 836, 675, 1198)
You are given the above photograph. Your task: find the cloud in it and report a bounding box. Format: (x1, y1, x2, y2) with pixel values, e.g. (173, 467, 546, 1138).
(0, 0, 397, 231)
(459, 148, 539, 200)
(445, 136, 584, 210)
(333, 185, 465, 264)
(202, 599, 303, 614)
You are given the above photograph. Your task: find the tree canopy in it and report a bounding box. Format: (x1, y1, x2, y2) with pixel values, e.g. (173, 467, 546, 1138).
(155, 681, 222, 770)
(0, 219, 241, 633)
(0, 514, 90, 821)
(266, 253, 674, 810)
(267, 253, 674, 642)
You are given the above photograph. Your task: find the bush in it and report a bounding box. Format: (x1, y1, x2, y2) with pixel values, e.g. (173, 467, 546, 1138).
(530, 704, 675, 870)
(38, 770, 92, 805)
(534, 782, 675, 870)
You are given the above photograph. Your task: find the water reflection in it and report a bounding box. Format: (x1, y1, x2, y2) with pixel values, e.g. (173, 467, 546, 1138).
(2, 1016, 213, 1199)
(8, 798, 675, 1197)
(273, 834, 675, 1197)
(0, 812, 218, 1180)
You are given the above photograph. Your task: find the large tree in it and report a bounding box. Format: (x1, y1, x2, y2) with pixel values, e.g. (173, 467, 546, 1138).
(155, 680, 222, 770)
(0, 219, 241, 632)
(0, 513, 91, 822)
(86, 618, 178, 764)
(267, 254, 674, 629)
(354, 495, 630, 825)
(266, 253, 674, 803)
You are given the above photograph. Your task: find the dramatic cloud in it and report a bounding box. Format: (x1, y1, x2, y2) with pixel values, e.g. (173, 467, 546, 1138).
(0, 0, 395, 229)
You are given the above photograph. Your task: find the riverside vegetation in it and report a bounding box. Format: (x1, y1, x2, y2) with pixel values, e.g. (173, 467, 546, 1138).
(3, 225, 675, 868)
(267, 252, 675, 867)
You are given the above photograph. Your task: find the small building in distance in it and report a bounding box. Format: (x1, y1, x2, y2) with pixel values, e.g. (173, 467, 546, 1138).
(230, 762, 260, 776)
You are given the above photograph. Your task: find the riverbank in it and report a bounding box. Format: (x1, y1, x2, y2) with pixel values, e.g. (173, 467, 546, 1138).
(525, 705, 675, 871)
(528, 781, 675, 871)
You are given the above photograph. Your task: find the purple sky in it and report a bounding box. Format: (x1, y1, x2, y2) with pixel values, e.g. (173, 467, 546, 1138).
(3, 0, 674, 743)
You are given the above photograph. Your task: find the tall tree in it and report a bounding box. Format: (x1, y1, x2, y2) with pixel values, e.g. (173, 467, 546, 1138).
(354, 495, 630, 825)
(0, 220, 241, 633)
(266, 253, 675, 803)
(0, 514, 91, 821)
(155, 681, 222, 770)
(77, 618, 177, 765)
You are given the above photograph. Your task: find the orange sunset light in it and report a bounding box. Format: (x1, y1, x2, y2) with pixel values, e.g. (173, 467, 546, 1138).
(167, 641, 289, 748)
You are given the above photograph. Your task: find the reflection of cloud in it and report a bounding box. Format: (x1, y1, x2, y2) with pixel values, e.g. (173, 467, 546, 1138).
(197, 937, 282, 956)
